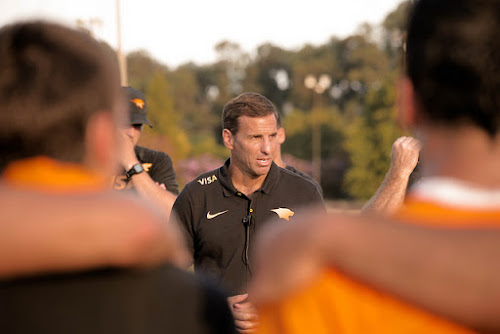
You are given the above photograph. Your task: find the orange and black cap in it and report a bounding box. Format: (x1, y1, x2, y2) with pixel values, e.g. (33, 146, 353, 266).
(122, 86, 153, 127)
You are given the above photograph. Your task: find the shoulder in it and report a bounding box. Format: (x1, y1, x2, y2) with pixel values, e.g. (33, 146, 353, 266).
(279, 166, 318, 189)
(183, 167, 221, 190)
(273, 167, 324, 207)
(285, 165, 323, 196)
(173, 167, 222, 213)
(285, 165, 309, 179)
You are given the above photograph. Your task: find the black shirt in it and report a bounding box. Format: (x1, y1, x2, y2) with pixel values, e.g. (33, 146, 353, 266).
(285, 164, 324, 198)
(113, 146, 179, 195)
(0, 265, 234, 334)
(172, 159, 325, 295)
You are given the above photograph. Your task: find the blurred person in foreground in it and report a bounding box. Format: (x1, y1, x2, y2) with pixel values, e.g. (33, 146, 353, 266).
(0, 20, 233, 333)
(251, 0, 500, 333)
(171, 92, 325, 333)
(113, 86, 178, 219)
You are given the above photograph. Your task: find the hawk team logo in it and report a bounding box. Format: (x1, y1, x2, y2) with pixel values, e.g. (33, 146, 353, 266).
(271, 208, 295, 221)
(130, 98, 145, 109)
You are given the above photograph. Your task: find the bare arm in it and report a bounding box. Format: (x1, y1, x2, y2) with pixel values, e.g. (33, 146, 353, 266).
(127, 170, 178, 219)
(251, 212, 500, 332)
(119, 131, 177, 219)
(0, 185, 189, 279)
(362, 136, 421, 215)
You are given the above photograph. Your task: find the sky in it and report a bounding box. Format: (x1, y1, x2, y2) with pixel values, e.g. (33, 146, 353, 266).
(1, 0, 404, 68)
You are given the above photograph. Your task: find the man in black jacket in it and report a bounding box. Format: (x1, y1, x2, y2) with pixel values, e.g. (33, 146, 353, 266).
(172, 92, 325, 332)
(113, 86, 179, 219)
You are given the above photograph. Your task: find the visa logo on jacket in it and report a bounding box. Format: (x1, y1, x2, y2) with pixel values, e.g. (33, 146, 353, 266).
(198, 175, 218, 185)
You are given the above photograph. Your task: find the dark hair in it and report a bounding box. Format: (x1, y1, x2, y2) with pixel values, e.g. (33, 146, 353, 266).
(222, 92, 280, 134)
(0, 21, 120, 171)
(406, 0, 500, 136)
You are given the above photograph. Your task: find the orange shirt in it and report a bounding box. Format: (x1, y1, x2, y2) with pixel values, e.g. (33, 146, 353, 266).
(257, 178, 500, 334)
(1, 156, 109, 193)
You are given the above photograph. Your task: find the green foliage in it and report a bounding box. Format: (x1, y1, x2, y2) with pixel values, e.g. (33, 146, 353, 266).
(342, 75, 402, 199)
(383, 0, 413, 31)
(122, 1, 410, 199)
(140, 72, 191, 160)
(190, 135, 229, 159)
(242, 43, 293, 110)
(382, 0, 413, 63)
(127, 50, 168, 91)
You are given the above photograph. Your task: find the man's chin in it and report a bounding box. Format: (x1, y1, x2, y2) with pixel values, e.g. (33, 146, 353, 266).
(251, 166, 271, 177)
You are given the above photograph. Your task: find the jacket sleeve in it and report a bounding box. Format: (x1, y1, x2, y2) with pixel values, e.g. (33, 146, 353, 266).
(148, 151, 179, 195)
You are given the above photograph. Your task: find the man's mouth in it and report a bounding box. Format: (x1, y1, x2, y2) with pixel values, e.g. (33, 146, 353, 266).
(257, 158, 271, 166)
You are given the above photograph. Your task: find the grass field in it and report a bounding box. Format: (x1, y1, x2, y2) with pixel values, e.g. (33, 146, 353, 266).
(325, 200, 363, 214)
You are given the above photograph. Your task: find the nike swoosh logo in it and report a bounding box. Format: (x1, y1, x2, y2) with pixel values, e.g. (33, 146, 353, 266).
(206, 210, 229, 220)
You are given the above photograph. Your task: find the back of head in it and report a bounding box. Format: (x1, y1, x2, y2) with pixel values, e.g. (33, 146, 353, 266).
(0, 21, 120, 172)
(406, 0, 500, 136)
(222, 92, 280, 134)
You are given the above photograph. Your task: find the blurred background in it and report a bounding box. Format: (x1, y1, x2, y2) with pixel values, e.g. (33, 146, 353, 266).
(1, 0, 414, 207)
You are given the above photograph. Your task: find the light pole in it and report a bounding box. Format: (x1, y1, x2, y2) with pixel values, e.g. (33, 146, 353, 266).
(304, 74, 331, 184)
(116, 0, 127, 86)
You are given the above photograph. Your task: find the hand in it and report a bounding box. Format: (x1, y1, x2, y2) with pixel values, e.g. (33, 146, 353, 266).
(227, 294, 259, 333)
(390, 136, 421, 177)
(118, 129, 140, 169)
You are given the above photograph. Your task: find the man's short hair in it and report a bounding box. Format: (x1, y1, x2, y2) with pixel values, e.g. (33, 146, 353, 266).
(406, 0, 499, 136)
(222, 92, 281, 134)
(0, 21, 120, 171)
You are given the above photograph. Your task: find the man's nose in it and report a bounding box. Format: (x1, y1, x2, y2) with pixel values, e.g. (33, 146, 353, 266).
(261, 138, 272, 154)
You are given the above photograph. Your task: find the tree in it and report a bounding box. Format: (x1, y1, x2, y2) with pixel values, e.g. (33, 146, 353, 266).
(382, 0, 413, 63)
(343, 73, 402, 200)
(120, 0, 413, 200)
(127, 50, 169, 91)
(140, 72, 191, 161)
(243, 43, 293, 111)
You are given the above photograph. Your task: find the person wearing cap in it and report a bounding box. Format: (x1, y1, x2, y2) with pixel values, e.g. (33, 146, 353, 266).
(113, 86, 179, 219)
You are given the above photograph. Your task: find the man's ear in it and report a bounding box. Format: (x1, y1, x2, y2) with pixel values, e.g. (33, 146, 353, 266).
(277, 127, 286, 145)
(85, 111, 118, 176)
(397, 76, 418, 129)
(222, 129, 234, 150)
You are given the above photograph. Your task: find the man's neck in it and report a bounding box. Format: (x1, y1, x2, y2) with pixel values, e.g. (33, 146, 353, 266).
(419, 125, 500, 188)
(227, 163, 268, 197)
(274, 149, 286, 168)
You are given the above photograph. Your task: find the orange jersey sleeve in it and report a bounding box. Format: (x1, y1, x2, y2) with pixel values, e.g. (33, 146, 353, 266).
(257, 198, 500, 334)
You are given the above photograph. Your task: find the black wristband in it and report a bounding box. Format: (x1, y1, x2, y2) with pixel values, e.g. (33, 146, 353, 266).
(125, 163, 144, 179)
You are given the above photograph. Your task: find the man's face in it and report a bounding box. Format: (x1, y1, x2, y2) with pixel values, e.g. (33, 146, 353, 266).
(122, 123, 143, 146)
(224, 114, 279, 178)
